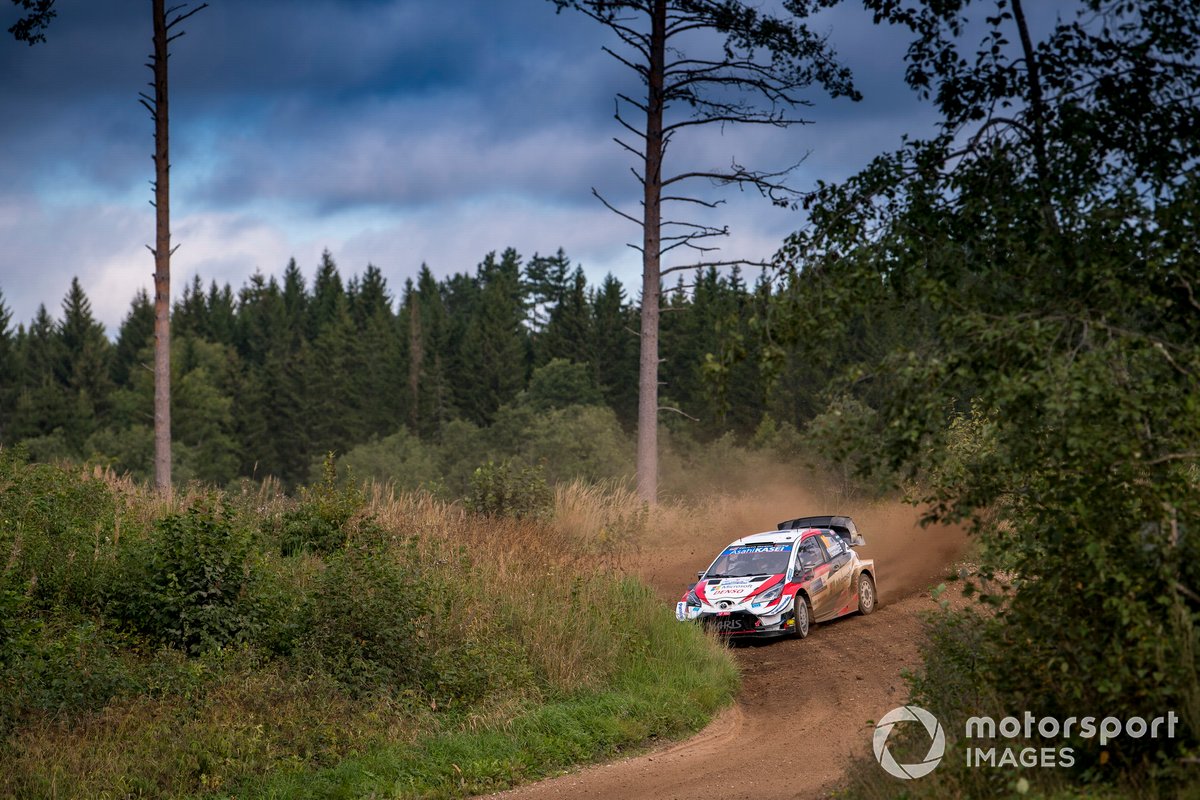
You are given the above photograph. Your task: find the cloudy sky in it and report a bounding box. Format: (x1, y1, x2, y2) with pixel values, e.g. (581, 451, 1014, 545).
(0, 0, 946, 335)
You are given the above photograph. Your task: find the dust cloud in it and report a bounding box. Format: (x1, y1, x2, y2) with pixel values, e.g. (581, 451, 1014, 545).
(637, 478, 968, 604)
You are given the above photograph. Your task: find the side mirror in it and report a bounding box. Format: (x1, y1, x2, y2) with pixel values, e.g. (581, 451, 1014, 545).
(696, 571, 706, 580)
(850, 534, 866, 547)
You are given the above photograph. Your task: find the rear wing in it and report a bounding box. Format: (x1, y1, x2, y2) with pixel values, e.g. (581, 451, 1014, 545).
(777, 514, 865, 547)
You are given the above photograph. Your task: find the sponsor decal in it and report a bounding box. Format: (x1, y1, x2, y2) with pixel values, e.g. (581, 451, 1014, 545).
(723, 545, 791, 555)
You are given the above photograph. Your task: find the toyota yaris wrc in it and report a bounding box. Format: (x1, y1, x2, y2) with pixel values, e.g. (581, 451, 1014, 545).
(675, 515, 877, 638)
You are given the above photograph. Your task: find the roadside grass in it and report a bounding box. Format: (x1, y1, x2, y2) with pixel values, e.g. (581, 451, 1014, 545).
(229, 597, 735, 799)
(0, 452, 738, 799)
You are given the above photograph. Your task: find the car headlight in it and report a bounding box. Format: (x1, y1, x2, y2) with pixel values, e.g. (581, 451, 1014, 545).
(755, 584, 784, 603)
(685, 588, 701, 606)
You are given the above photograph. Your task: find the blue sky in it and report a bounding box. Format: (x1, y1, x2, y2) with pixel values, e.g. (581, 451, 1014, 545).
(0, 0, 945, 335)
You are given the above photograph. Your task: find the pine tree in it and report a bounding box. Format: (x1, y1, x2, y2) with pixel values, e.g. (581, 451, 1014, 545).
(9, 305, 69, 442)
(353, 266, 405, 437)
(57, 278, 113, 451)
(232, 272, 290, 477)
(539, 266, 592, 366)
(309, 249, 345, 337)
(592, 274, 638, 425)
(0, 290, 15, 440)
(112, 290, 155, 387)
(455, 249, 530, 425)
(352, 264, 390, 326)
(402, 265, 452, 438)
(173, 274, 209, 339)
(205, 281, 236, 345)
(306, 294, 365, 456)
(281, 258, 308, 335)
(524, 248, 572, 333)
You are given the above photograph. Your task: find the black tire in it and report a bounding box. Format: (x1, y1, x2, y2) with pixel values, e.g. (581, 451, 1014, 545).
(792, 594, 812, 638)
(857, 573, 877, 616)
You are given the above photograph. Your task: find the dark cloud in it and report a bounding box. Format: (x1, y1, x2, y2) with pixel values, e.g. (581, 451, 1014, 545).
(0, 0, 951, 330)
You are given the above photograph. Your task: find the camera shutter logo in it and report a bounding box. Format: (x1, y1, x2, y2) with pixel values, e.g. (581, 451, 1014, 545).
(873, 705, 946, 779)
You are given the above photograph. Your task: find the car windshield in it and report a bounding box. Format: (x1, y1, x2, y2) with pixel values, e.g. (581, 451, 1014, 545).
(705, 544, 793, 578)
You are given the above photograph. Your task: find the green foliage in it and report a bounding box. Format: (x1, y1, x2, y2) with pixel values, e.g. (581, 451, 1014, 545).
(0, 448, 120, 613)
(0, 620, 137, 725)
(774, 1, 1200, 791)
(466, 460, 553, 519)
(0, 425, 739, 799)
(524, 358, 603, 411)
(338, 428, 438, 489)
(491, 402, 633, 485)
(113, 497, 256, 655)
(280, 454, 365, 556)
(299, 533, 433, 695)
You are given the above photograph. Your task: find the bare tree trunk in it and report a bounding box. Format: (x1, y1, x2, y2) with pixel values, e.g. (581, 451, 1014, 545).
(151, 0, 172, 495)
(1010, 0, 1060, 239)
(636, 0, 666, 504)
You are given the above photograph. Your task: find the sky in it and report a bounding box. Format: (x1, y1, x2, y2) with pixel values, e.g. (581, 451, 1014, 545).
(0, 0, 946, 336)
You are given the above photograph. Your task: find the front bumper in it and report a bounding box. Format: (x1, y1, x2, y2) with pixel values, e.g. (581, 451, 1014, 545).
(676, 597, 795, 637)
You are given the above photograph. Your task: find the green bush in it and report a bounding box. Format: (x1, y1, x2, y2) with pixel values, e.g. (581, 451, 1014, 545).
(0, 449, 121, 613)
(465, 460, 553, 519)
(523, 358, 604, 410)
(337, 429, 438, 490)
(298, 533, 434, 696)
(280, 454, 365, 556)
(0, 619, 137, 727)
(114, 497, 256, 654)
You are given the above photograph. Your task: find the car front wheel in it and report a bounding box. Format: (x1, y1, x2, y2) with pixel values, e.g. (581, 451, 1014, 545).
(793, 594, 811, 638)
(857, 574, 876, 616)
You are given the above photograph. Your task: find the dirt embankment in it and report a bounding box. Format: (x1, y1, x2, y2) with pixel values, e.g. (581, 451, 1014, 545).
(489, 488, 968, 800)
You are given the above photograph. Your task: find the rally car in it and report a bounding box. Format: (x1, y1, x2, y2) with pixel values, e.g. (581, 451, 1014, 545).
(675, 515, 877, 638)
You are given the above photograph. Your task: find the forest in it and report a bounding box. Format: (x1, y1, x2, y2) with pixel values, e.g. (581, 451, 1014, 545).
(0, 252, 815, 493)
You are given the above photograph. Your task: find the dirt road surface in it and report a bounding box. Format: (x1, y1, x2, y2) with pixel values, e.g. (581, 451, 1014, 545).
(488, 495, 968, 800)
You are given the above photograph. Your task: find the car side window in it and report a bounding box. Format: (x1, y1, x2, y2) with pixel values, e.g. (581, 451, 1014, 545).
(796, 537, 824, 570)
(822, 534, 843, 557)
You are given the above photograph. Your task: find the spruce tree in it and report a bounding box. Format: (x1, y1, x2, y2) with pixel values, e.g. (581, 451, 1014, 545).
(402, 265, 452, 438)
(112, 289, 155, 387)
(205, 281, 237, 346)
(524, 248, 571, 333)
(57, 278, 113, 451)
(307, 295, 365, 457)
(592, 274, 638, 426)
(9, 305, 69, 442)
(309, 249, 345, 338)
(539, 266, 592, 366)
(0, 290, 15, 439)
(456, 249, 529, 425)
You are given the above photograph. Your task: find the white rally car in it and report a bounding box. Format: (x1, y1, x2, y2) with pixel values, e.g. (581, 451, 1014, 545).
(676, 515, 877, 638)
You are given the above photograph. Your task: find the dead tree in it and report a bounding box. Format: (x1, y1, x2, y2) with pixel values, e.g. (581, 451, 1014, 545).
(9, 0, 205, 495)
(549, 0, 858, 502)
(142, 0, 206, 495)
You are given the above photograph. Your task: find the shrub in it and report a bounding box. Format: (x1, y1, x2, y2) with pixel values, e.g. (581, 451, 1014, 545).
(465, 460, 553, 519)
(114, 497, 256, 654)
(0, 449, 121, 614)
(338, 429, 438, 490)
(298, 533, 433, 695)
(280, 454, 366, 556)
(0, 619, 137, 727)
